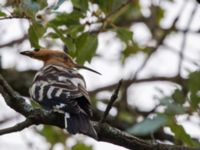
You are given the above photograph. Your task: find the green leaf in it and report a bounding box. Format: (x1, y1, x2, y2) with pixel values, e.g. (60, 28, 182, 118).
(102, 0, 130, 22)
(49, 11, 83, 26)
(95, 0, 128, 14)
(75, 33, 98, 64)
(189, 93, 200, 110)
(127, 115, 167, 136)
(187, 71, 200, 109)
(111, 0, 129, 12)
(122, 44, 150, 63)
(50, 24, 76, 54)
(0, 11, 6, 17)
(116, 28, 133, 44)
(156, 6, 165, 23)
(45, 32, 59, 39)
(172, 89, 185, 104)
(118, 111, 135, 123)
(28, 22, 45, 48)
(67, 25, 84, 38)
(72, 143, 92, 150)
(39, 1, 48, 8)
(36, 126, 67, 145)
(95, 0, 113, 13)
(167, 103, 185, 114)
(168, 121, 200, 147)
(188, 71, 200, 92)
(160, 97, 185, 114)
(123, 45, 140, 57)
(71, 0, 88, 11)
(64, 38, 76, 56)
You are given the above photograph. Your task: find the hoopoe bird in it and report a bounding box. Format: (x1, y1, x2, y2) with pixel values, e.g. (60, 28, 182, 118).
(20, 49, 100, 139)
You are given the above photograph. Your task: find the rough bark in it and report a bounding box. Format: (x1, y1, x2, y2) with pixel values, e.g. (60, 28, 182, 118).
(0, 74, 198, 150)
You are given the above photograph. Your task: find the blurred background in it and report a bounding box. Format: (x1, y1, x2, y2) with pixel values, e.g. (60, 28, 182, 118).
(0, 0, 200, 149)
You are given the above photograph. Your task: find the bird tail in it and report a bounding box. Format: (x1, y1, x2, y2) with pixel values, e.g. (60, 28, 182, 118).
(64, 112, 98, 139)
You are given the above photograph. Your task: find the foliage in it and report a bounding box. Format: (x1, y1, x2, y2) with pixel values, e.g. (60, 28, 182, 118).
(127, 114, 167, 136)
(72, 143, 93, 150)
(0, 0, 200, 149)
(36, 125, 67, 148)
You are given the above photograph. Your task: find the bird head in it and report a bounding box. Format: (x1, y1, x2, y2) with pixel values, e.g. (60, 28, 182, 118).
(20, 49, 101, 75)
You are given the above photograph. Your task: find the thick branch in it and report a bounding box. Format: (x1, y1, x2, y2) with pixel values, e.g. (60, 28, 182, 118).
(0, 69, 180, 142)
(0, 74, 198, 150)
(94, 123, 199, 150)
(0, 70, 185, 142)
(0, 74, 33, 117)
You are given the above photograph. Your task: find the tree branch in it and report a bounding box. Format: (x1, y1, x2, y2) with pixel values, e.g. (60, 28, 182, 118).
(0, 16, 29, 21)
(90, 76, 182, 96)
(0, 34, 27, 49)
(0, 119, 33, 136)
(0, 74, 33, 117)
(162, 44, 200, 67)
(0, 115, 20, 125)
(0, 74, 198, 150)
(94, 122, 199, 150)
(0, 69, 187, 142)
(0, 69, 183, 142)
(131, 0, 187, 80)
(178, 3, 198, 75)
(100, 80, 122, 123)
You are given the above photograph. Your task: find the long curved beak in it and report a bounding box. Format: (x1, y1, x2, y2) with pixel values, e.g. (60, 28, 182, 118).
(75, 64, 101, 75)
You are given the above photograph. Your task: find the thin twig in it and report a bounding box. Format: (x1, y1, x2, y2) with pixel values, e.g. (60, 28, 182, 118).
(131, 1, 187, 80)
(0, 16, 29, 21)
(162, 44, 200, 67)
(178, 3, 198, 75)
(0, 34, 27, 49)
(0, 119, 33, 136)
(93, 0, 132, 33)
(105, 0, 132, 20)
(90, 75, 182, 96)
(100, 80, 123, 123)
(0, 115, 19, 125)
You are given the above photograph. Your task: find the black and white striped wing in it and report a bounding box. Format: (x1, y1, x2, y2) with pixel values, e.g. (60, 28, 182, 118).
(29, 65, 97, 139)
(29, 65, 91, 115)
